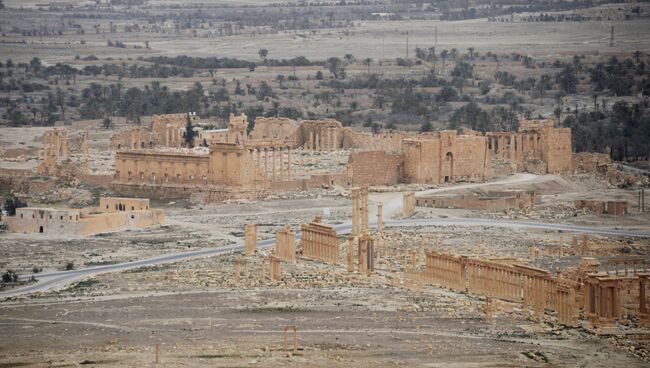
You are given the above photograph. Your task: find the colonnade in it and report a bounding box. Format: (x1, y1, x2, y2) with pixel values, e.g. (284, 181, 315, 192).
(603, 258, 649, 276)
(487, 132, 541, 162)
(275, 225, 296, 263)
(584, 276, 622, 325)
(300, 222, 339, 264)
(424, 251, 465, 291)
(249, 145, 293, 181)
(306, 127, 339, 151)
(422, 251, 581, 326)
(43, 128, 68, 158)
(164, 126, 183, 148)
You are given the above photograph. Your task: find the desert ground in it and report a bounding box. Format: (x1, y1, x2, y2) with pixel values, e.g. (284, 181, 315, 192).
(1, 0, 650, 367)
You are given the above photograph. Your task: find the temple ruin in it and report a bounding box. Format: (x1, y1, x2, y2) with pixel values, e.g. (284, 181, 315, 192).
(103, 114, 578, 202)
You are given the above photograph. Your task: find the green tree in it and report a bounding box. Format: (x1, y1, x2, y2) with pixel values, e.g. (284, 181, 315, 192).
(362, 58, 372, 74)
(184, 113, 197, 148)
(3, 197, 27, 216)
(325, 57, 345, 79)
(258, 48, 268, 64)
(103, 117, 112, 129)
(556, 64, 578, 94)
(29, 57, 42, 73)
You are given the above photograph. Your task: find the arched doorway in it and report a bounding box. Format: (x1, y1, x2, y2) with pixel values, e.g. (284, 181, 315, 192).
(442, 152, 454, 183)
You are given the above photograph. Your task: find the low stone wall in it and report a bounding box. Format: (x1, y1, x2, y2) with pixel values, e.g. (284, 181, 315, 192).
(575, 199, 628, 215)
(417, 191, 536, 211)
(78, 173, 114, 187)
(0, 171, 57, 194)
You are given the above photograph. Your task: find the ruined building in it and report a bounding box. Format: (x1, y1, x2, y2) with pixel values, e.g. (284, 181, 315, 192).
(109, 114, 574, 201)
(5, 197, 164, 236)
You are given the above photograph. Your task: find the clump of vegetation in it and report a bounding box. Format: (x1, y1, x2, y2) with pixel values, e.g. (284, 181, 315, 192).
(1, 269, 19, 283)
(65, 261, 75, 271)
(522, 350, 550, 363)
(3, 197, 27, 216)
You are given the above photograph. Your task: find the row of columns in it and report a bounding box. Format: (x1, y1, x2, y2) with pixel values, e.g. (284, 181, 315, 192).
(275, 225, 296, 263)
(522, 274, 552, 318)
(556, 283, 578, 326)
(584, 276, 622, 326)
(424, 251, 464, 291)
(603, 258, 649, 276)
(306, 128, 339, 151)
(466, 261, 522, 302)
(300, 223, 339, 264)
(43, 128, 68, 158)
(251, 146, 293, 181)
(164, 126, 183, 148)
(487, 132, 541, 162)
(423, 251, 582, 326)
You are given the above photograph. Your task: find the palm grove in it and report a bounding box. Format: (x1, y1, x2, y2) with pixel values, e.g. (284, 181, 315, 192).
(1, 48, 649, 162)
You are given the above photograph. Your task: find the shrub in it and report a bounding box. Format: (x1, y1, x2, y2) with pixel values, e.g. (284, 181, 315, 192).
(2, 270, 18, 283)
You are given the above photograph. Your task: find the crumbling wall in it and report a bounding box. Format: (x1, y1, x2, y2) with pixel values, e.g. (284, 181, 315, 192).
(297, 119, 343, 150)
(115, 149, 210, 186)
(540, 126, 573, 173)
(417, 191, 536, 211)
(250, 117, 299, 145)
(575, 199, 628, 215)
(110, 127, 155, 150)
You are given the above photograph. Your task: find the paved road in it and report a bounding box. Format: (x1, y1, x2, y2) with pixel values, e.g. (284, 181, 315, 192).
(3, 217, 649, 298)
(616, 163, 650, 176)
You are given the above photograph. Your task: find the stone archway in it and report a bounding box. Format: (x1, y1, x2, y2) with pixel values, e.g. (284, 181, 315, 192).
(442, 151, 454, 183)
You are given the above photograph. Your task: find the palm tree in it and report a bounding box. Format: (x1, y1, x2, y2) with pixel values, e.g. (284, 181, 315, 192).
(276, 74, 285, 88)
(440, 49, 449, 74)
(344, 54, 355, 65)
(467, 47, 475, 61)
(450, 48, 458, 61)
(362, 58, 372, 74)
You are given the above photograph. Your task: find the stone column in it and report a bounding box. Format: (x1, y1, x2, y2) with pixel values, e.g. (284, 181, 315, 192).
(361, 187, 369, 234)
(287, 147, 292, 179)
(377, 203, 383, 231)
(351, 188, 360, 236)
(272, 147, 276, 180)
(279, 147, 284, 180)
(264, 148, 269, 178)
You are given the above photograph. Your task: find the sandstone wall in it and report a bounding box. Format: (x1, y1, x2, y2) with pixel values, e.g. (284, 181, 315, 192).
(347, 151, 402, 186)
(250, 117, 299, 145)
(541, 127, 572, 173)
(115, 150, 210, 186)
(402, 131, 488, 184)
